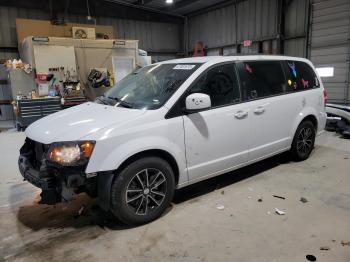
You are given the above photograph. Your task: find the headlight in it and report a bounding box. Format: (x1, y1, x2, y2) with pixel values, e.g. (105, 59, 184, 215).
(47, 141, 95, 166)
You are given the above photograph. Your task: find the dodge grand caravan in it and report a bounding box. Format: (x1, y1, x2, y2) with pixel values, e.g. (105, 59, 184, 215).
(19, 56, 327, 225)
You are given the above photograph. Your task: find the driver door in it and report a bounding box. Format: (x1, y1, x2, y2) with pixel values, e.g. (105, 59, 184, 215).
(183, 63, 251, 182)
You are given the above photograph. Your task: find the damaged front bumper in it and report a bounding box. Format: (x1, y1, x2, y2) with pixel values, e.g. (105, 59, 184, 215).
(19, 155, 55, 190)
(18, 138, 97, 205)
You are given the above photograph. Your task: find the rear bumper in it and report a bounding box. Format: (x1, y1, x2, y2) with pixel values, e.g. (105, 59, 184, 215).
(319, 111, 327, 133)
(18, 155, 56, 190)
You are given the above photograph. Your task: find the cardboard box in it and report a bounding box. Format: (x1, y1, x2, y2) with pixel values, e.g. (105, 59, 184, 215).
(72, 27, 96, 39)
(16, 19, 114, 44)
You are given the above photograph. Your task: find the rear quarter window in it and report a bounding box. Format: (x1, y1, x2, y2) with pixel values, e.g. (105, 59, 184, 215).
(285, 61, 319, 92)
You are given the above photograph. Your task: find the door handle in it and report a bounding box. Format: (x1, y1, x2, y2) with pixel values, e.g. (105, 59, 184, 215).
(254, 106, 265, 115)
(234, 110, 248, 119)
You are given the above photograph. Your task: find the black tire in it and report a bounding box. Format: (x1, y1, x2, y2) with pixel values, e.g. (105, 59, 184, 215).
(16, 123, 22, 132)
(290, 120, 316, 161)
(110, 156, 175, 225)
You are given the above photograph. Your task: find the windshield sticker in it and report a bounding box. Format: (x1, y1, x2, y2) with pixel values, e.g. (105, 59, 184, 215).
(173, 65, 196, 70)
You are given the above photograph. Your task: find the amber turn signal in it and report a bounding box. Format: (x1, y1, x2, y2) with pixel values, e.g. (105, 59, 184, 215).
(80, 141, 95, 158)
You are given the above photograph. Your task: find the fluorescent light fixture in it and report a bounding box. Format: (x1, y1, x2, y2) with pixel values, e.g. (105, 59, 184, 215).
(316, 67, 334, 77)
(166, 0, 173, 4)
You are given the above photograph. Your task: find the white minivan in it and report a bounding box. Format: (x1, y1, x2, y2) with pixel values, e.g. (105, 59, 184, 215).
(19, 55, 327, 225)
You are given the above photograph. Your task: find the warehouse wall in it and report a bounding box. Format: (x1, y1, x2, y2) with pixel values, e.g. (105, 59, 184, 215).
(186, 0, 349, 104)
(0, 5, 182, 61)
(283, 0, 310, 57)
(186, 0, 313, 58)
(310, 0, 350, 104)
(187, 0, 279, 55)
(187, 4, 237, 51)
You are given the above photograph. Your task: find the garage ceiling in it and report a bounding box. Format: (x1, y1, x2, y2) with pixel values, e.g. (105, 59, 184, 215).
(0, 0, 233, 23)
(115, 0, 231, 15)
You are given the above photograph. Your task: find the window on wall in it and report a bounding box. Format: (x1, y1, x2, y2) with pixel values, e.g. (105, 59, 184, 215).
(316, 67, 334, 77)
(285, 61, 320, 92)
(237, 61, 286, 101)
(189, 63, 240, 107)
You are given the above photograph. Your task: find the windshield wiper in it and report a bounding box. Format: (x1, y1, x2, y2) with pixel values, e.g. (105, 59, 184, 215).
(107, 96, 134, 108)
(95, 95, 109, 105)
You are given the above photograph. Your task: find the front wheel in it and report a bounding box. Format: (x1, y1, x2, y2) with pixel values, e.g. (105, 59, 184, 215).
(290, 120, 316, 161)
(110, 157, 175, 225)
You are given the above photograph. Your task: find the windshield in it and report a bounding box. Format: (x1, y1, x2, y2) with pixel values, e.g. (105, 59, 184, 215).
(99, 63, 201, 109)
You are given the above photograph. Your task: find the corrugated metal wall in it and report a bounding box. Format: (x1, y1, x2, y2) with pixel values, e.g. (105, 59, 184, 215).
(188, 4, 236, 50)
(236, 0, 278, 41)
(0, 64, 14, 126)
(0, 5, 182, 61)
(310, 0, 350, 103)
(0, 51, 19, 60)
(187, 0, 279, 53)
(283, 0, 310, 57)
(186, 0, 315, 58)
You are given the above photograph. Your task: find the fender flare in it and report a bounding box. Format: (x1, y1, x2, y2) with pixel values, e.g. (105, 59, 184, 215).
(289, 107, 318, 144)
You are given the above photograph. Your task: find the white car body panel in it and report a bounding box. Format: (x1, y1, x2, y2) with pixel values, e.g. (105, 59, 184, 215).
(25, 102, 147, 144)
(25, 55, 327, 189)
(183, 102, 250, 181)
(83, 109, 189, 185)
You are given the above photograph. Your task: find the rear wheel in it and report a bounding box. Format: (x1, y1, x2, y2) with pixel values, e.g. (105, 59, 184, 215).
(16, 123, 22, 132)
(110, 157, 175, 225)
(290, 120, 316, 161)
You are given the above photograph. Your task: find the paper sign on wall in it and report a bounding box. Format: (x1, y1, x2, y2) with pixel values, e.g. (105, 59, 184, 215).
(243, 40, 252, 47)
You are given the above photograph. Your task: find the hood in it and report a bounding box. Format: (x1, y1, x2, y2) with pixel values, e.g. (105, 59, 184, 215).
(25, 102, 146, 144)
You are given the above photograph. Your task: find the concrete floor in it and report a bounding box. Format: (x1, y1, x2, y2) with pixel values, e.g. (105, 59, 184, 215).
(0, 130, 350, 262)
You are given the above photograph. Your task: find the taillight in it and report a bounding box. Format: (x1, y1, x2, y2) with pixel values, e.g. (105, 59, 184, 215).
(323, 89, 328, 106)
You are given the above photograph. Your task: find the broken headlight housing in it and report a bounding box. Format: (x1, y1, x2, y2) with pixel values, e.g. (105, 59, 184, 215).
(47, 141, 95, 166)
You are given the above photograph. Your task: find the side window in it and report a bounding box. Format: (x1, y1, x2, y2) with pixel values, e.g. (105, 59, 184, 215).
(189, 63, 240, 107)
(285, 61, 319, 92)
(237, 61, 286, 101)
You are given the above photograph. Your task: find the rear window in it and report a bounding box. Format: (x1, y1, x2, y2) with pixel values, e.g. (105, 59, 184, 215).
(285, 61, 319, 92)
(237, 61, 286, 101)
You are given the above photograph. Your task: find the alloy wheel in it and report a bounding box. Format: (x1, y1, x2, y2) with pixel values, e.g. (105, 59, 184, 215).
(125, 168, 167, 216)
(296, 127, 313, 155)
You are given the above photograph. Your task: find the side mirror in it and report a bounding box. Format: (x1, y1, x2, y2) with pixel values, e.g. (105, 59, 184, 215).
(185, 93, 211, 112)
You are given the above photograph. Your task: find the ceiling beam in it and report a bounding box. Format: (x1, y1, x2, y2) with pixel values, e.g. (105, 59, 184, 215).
(186, 0, 247, 17)
(0, 0, 184, 23)
(105, 0, 184, 18)
(132, 0, 155, 5)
